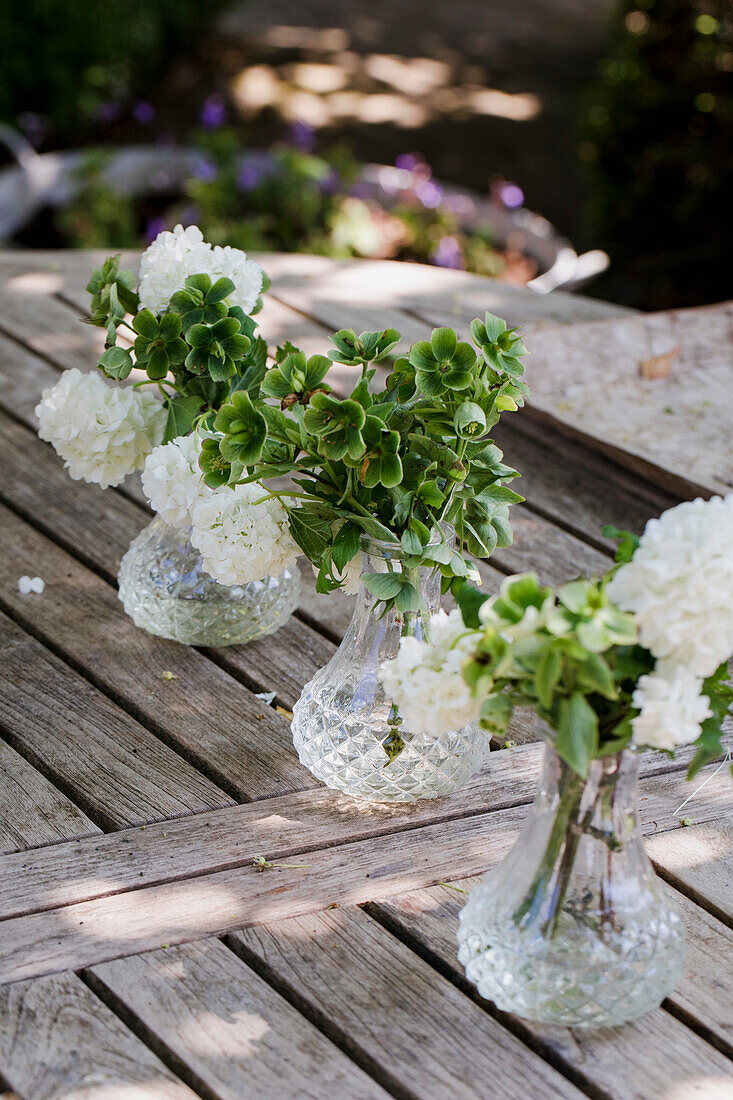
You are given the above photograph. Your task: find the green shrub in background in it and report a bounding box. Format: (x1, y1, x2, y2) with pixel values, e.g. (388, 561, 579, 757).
(582, 0, 732, 309)
(0, 1, 232, 141)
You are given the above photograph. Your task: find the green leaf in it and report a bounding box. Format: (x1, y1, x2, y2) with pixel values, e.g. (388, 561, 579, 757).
(453, 578, 490, 629)
(394, 581, 423, 613)
(287, 508, 332, 562)
(332, 521, 361, 572)
(363, 572, 404, 601)
(162, 395, 202, 444)
(556, 693, 599, 778)
(97, 346, 133, 380)
(536, 647, 562, 709)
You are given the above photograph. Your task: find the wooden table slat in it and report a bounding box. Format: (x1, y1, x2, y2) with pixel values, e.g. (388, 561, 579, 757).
(0, 612, 231, 829)
(88, 938, 389, 1100)
(232, 907, 585, 1100)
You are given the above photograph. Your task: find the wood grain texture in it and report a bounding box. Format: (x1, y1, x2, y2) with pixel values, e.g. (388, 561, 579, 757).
(0, 757, 728, 985)
(89, 938, 389, 1100)
(0, 740, 99, 855)
(0, 500, 317, 802)
(373, 881, 733, 1100)
(647, 820, 733, 925)
(232, 907, 584, 1100)
(519, 301, 733, 498)
(0, 970, 197, 1099)
(0, 739, 720, 923)
(0, 612, 231, 828)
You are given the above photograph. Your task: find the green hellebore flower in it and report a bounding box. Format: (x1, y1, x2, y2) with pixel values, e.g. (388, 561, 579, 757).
(409, 328, 477, 396)
(358, 417, 403, 488)
(86, 254, 139, 344)
(328, 327, 401, 366)
(170, 273, 235, 331)
(198, 436, 232, 489)
(454, 401, 487, 438)
(303, 392, 367, 461)
(185, 316, 251, 382)
(214, 391, 267, 466)
(261, 350, 331, 406)
(132, 309, 188, 380)
(470, 312, 527, 378)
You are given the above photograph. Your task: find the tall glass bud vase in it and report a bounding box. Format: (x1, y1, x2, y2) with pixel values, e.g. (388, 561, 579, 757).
(291, 533, 489, 802)
(457, 740, 686, 1027)
(118, 516, 300, 646)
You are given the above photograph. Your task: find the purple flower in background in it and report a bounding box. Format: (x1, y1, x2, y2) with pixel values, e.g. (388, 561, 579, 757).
(443, 192, 475, 218)
(318, 168, 342, 196)
(132, 101, 156, 125)
(192, 154, 218, 182)
(415, 180, 443, 209)
(95, 101, 122, 124)
(497, 182, 524, 209)
(179, 205, 200, 227)
(237, 153, 277, 192)
(145, 217, 167, 244)
(200, 94, 227, 130)
(432, 236, 465, 270)
(289, 120, 315, 152)
(395, 153, 420, 171)
(348, 180, 373, 201)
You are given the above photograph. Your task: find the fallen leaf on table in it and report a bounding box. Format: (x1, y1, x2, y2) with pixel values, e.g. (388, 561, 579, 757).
(638, 345, 680, 379)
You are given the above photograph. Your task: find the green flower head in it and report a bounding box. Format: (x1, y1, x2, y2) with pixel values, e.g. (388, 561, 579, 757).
(185, 316, 251, 382)
(359, 417, 403, 488)
(470, 312, 527, 378)
(170, 273, 235, 331)
(132, 309, 188, 380)
(303, 392, 367, 461)
(214, 390, 267, 466)
(198, 436, 232, 488)
(409, 328, 477, 396)
(261, 350, 331, 407)
(328, 327, 401, 366)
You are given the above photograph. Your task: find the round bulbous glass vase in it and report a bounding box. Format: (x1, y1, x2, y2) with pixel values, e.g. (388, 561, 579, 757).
(118, 516, 300, 646)
(291, 533, 490, 803)
(457, 739, 686, 1028)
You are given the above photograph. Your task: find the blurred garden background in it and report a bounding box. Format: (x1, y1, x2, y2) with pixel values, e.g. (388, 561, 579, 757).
(0, 0, 729, 310)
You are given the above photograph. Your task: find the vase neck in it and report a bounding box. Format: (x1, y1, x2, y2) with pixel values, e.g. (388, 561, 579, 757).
(539, 740, 640, 844)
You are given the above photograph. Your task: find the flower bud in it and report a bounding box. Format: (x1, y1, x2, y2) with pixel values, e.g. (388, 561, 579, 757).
(496, 394, 518, 412)
(454, 401, 486, 438)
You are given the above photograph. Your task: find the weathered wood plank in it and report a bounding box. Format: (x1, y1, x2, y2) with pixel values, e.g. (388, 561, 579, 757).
(0, 739, 99, 856)
(0, 286, 104, 374)
(232, 907, 584, 1100)
(89, 939, 389, 1100)
(0, 612, 232, 829)
(493, 416, 680, 551)
(0, 970, 197, 1099)
(0, 738, 720, 924)
(647, 820, 733, 926)
(372, 880, 733, 1100)
(0, 755, 728, 984)
(0, 501, 314, 800)
(517, 301, 733, 498)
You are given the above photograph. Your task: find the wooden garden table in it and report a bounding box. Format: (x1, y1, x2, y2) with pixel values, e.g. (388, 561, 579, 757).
(0, 250, 731, 1099)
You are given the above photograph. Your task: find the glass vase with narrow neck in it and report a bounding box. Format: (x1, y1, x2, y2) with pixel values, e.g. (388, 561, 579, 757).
(457, 736, 686, 1027)
(291, 531, 489, 802)
(117, 515, 300, 646)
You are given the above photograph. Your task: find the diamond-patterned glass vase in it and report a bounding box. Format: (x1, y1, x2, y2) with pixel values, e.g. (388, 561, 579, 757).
(118, 516, 300, 646)
(457, 740, 686, 1027)
(291, 534, 490, 802)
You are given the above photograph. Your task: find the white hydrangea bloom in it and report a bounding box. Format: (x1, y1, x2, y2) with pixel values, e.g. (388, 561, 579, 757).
(379, 609, 483, 737)
(209, 244, 263, 315)
(631, 664, 712, 750)
(36, 369, 166, 489)
(138, 225, 264, 316)
(607, 495, 733, 678)
(190, 482, 300, 586)
(141, 433, 212, 529)
(138, 224, 211, 314)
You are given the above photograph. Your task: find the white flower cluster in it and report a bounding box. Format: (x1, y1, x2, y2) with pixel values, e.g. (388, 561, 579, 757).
(380, 609, 483, 737)
(36, 369, 166, 489)
(608, 495, 733, 751)
(141, 433, 212, 529)
(190, 482, 300, 586)
(138, 224, 263, 316)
